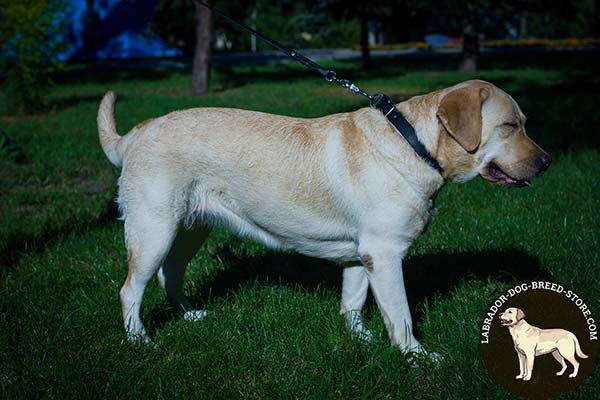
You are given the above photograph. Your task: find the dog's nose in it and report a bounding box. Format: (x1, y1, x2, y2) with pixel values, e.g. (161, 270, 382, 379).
(537, 153, 552, 173)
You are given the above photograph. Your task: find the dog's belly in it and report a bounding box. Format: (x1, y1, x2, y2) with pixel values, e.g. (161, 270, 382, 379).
(535, 331, 571, 355)
(282, 237, 359, 262)
(189, 186, 359, 262)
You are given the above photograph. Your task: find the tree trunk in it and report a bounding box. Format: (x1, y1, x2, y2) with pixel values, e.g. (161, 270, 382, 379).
(360, 16, 371, 68)
(459, 5, 478, 72)
(250, 6, 257, 52)
(519, 11, 528, 38)
(192, 0, 213, 96)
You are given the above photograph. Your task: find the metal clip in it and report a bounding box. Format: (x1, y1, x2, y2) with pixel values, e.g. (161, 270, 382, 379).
(337, 79, 351, 88)
(325, 72, 373, 101)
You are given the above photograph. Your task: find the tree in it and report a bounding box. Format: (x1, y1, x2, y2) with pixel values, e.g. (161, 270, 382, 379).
(320, 0, 399, 68)
(151, 0, 196, 55)
(432, 0, 598, 71)
(192, 0, 214, 96)
(151, 0, 253, 55)
(419, 0, 491, 72)
(515, 0, 598, 38)
(458, 2, 480, 71)
(0, 0, 68, 113)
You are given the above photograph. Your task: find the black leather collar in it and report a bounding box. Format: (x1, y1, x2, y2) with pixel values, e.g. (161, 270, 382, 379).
(372, 94, 443, 175)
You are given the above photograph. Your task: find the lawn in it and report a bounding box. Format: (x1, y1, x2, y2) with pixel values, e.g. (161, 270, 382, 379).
(1, 51, 598, 399)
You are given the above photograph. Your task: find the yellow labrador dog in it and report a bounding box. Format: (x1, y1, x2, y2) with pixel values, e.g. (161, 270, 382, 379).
(500, 307, 588, 380)
(98, 80, 550, 354)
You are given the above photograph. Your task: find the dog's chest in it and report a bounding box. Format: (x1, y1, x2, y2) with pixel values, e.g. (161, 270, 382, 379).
(510, 328, 531, 350)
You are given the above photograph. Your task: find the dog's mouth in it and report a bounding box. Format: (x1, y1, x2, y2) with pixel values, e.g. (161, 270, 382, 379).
(499, 317, 513, 326)
(481, 162, 531, 188)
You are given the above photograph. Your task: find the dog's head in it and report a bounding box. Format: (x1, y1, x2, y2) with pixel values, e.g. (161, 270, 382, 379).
(499, 307, 526, 326)
(435, 80, 551, 186)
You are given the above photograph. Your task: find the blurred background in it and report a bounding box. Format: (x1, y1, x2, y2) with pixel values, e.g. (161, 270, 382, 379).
(1, 0, 599, 109)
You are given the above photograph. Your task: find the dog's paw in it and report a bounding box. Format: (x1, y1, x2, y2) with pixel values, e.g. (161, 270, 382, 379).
(516, 375, 524, 379)
(522, 375, 532, 381)
(347, 324, 373, 342)
(404, 345, 443, 367)
(355, 328, 373, 342)
(425, 350, 442, 363)
(183, 309, 209, 322)
(343, 310, 372, 342)
(568, 372, 577, 378)
(125, 332, 156, 349)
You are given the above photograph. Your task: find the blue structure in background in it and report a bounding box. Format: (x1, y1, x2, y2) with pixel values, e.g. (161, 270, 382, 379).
(66, 0, 181, 61)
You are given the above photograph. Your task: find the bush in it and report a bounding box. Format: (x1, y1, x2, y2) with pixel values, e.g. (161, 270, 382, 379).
(0, 0, 68, 114)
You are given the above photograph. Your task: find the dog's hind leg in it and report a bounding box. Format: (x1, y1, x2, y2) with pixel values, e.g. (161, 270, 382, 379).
(555, 337, 582, 378)
(563, 351, 580, 378)
(120, 212, 178, 343)
(552, 350, 567, 376)
(340, 265, 371, 340)
(157, 224, 212, 321)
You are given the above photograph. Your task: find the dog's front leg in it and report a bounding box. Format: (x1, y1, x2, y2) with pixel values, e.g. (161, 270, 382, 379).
(516, 351, 526, 379)
(359, 239, 424, 354)
(523, 350, 535, 381)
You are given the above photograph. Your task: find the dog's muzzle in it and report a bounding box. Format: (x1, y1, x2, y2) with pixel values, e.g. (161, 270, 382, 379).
(481, 153, 552, 188)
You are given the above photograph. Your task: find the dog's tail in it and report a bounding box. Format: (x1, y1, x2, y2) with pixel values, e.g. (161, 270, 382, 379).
(573, 334, 588, 359)
(98, 91, 127, 168)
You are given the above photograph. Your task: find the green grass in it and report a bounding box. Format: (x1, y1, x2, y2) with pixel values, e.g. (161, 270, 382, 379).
(1, 52, 599, 399)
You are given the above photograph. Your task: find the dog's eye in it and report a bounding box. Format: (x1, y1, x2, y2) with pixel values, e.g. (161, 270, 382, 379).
(499, 122, 518, 138)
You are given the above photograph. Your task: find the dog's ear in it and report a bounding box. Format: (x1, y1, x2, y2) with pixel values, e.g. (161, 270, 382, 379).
(516, 308, 525, 321)
(437, 85, 489, 152)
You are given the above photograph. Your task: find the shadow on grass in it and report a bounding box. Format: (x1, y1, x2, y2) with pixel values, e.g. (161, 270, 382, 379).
(148, 246, 550, 334)
(215, 55, 452, 88)
(49, 93, 110, 113)
(53, 64, 172, 86)
(214, 49, 599, 86)
(48, 92, 141, 114)
(0, 200, 120, 274)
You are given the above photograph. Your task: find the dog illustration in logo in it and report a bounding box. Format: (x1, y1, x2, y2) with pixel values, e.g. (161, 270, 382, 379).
(499, 307, 588, 381)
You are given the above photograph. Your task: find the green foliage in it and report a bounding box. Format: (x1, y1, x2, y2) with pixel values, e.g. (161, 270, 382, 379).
(150, 0, 196, 54)
(526, 0, 598, 37)
(0, 0, 68, 114)
(151, 0, 362, 53)
(0, 129, 26, 163)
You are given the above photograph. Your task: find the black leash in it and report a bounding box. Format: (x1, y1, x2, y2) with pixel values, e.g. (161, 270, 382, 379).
(195, 0, 443, 175)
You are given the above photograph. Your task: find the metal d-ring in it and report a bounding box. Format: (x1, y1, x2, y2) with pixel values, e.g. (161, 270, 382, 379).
(325, 71, 337, 82)
(369, 93, 384, 108)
